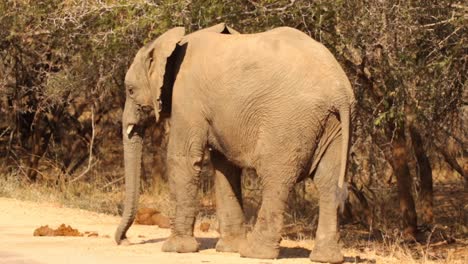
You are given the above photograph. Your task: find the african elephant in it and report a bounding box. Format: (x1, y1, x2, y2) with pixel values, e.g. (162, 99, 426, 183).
(115, 23, 355, 263)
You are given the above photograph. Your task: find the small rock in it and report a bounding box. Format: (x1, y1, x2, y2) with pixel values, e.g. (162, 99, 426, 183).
(84, 231, 99, 237)
(135, 207, 170, 228)
(200, 222, 210, 232)
(153, 214, 171, 229)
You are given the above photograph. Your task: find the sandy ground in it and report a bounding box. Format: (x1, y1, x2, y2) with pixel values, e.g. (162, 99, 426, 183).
(7, 196, 460, 264)
(0, 197, 332, 264)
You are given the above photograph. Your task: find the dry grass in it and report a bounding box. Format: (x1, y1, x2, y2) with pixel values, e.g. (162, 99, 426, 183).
(339, 226, 468, 263)
(0, 173, 175, 216)
(0, 172, 199, 218)
(0, 174, 124, 215)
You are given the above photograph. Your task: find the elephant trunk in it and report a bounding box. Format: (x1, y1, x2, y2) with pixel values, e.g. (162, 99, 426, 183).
(115, 100, 144, 245)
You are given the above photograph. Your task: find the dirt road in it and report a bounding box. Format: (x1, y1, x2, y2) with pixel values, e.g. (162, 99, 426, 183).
(1, 197, 331, 264)
(11, 197, 464, 264)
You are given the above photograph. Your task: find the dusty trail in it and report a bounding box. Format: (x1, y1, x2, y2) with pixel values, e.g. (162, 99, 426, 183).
(0, 197, 318, 264)
(8, 196, 461, 264)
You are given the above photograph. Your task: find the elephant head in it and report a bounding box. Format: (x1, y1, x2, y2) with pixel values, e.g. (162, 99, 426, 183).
(115, 24, 239, 245)
(114, 27, 185, 245)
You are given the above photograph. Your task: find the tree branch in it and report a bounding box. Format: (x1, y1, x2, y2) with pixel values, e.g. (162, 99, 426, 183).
(70, 106, 95, 183)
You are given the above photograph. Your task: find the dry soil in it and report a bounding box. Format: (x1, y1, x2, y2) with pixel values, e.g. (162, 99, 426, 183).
(0, 197, 460, 264)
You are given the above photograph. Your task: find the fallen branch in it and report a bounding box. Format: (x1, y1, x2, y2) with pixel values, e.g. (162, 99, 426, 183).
(100, 176, 124, 190)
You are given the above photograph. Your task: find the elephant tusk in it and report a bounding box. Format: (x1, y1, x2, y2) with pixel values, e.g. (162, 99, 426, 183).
(126, 124, 135, 135)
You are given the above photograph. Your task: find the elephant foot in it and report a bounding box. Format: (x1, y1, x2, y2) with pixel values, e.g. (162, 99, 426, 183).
(161, 235, 199, 253)
(216, 235, 245, 253)
(239, 235, 279, 259)
(119, 239, 131, 246)
(309, 239, 344, 263)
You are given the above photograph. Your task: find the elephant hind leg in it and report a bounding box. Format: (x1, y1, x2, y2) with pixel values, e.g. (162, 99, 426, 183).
(310, 138, 345, 263)
(239, 164, 298, 259)
(211, 150, 246, 253)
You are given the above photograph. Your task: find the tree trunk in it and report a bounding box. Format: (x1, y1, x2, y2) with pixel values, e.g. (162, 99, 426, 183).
(409, 125, 433, 224)
(26, 114, 51, 182)
(389, 127, 417, 239)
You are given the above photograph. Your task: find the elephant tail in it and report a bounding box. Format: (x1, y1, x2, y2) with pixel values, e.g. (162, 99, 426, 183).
(338, 104, 352, 190)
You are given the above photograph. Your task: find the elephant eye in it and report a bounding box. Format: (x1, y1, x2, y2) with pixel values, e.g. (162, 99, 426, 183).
(128, 86, 134, 96)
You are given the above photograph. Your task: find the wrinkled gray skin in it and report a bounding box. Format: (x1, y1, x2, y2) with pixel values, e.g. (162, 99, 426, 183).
(115, 23, 355, 263)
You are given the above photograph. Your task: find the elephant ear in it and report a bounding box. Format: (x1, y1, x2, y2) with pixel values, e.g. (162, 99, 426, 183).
(179, 23, 240, 45)
(145, 27, 185, 119)
(224, 25, 240, 34)
(199, 23, 240, 35)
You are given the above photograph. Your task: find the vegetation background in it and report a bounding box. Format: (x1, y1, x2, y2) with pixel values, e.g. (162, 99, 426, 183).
(0, 0, 466, 262)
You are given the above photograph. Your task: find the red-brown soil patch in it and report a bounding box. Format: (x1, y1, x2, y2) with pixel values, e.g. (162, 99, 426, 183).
(134, 207, 170, 228)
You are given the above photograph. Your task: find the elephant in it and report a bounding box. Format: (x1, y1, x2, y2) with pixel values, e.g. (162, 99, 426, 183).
(115, 23, 355, 263)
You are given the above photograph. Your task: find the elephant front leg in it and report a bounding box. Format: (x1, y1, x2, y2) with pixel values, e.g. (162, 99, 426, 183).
(162, 137, 206, 253)
(211, 151, 246, 253)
